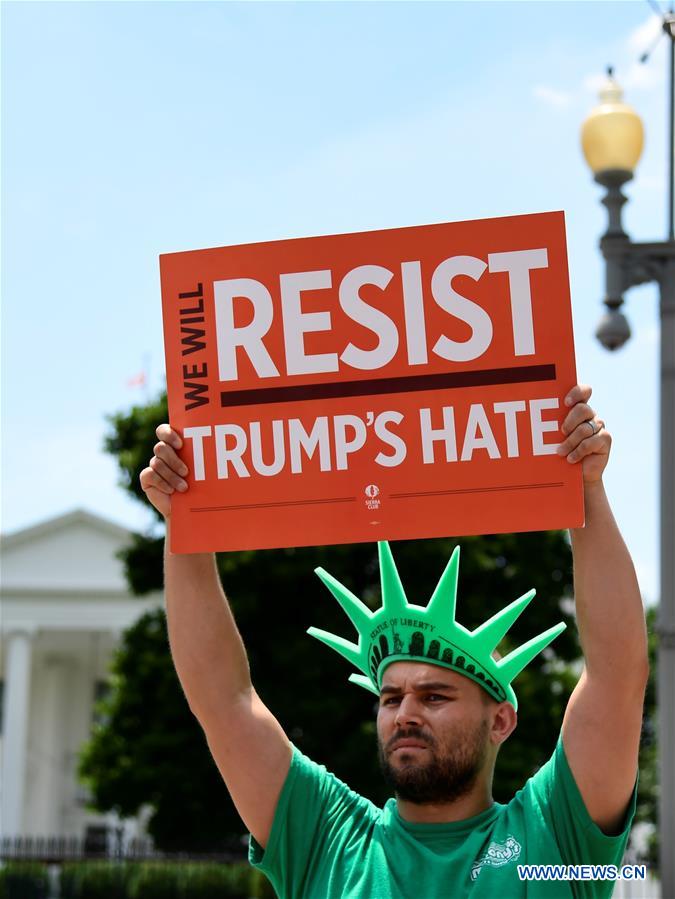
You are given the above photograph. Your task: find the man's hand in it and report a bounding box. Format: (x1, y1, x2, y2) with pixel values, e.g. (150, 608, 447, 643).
(557, 384, 611, 484)
(139, 425, 188, 518)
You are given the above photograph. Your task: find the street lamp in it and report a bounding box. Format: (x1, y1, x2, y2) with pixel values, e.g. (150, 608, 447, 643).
(581, 71, 645, 351)
(581, 30, 675, 899)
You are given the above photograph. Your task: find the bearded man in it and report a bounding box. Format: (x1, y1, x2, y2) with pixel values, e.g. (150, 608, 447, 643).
(141, 384, 647, 898)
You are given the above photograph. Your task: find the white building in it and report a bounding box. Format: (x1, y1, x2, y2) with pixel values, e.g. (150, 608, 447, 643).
(0, 509, 162, 840)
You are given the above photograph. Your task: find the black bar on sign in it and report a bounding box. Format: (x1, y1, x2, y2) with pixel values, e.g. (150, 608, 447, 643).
(219, 364, 557, 408)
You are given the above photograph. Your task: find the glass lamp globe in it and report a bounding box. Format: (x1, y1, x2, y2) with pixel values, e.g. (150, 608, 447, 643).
(581, 72, 644, 175)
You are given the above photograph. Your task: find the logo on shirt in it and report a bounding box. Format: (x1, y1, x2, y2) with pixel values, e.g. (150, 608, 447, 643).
(471, 835, 522, 881)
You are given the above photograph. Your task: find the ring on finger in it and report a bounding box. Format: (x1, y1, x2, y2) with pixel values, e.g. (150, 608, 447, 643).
(586, 419, 602, 436)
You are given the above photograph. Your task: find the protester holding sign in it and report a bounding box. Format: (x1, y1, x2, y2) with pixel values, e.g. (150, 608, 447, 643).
(140, 383, 647, 898)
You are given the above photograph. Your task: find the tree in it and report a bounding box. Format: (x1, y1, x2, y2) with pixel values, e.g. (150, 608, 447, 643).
(80, 391, 581, 849)
(80, 608, 237, 852)
(632, 606, 658, 868)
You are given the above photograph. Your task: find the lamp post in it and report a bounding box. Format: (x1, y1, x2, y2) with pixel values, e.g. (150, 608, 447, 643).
(581, 26, 675, 897)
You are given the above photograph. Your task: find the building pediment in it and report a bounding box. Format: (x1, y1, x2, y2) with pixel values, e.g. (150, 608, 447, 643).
(1, 509, 138, 594)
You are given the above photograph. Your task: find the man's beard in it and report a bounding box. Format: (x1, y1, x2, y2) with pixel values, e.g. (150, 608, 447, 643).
(377, 718, 489, 805)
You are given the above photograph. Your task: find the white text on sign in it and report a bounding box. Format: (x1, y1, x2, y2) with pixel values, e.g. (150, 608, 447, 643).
(183, 397, 559, 479)
(214, 249, 549, 380)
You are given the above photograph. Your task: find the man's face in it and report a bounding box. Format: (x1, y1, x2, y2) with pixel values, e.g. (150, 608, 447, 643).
(376, 661, 494, 805)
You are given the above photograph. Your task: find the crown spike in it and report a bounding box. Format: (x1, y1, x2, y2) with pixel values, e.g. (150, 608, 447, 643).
(377, 542, 409, 615)
(496, 622, 567, 683)
(348, 673, 379, 695)
(470, 589, 537, 655)
(306, 627, 364, 670)
(427, 545, 461, 622)
(314, 568, 374, 634)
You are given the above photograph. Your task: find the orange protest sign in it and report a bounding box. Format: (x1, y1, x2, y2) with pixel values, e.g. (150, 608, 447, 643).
(160, 211, 583, 553)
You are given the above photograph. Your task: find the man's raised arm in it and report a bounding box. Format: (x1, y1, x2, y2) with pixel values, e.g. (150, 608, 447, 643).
(141, 425, 292, 848)
(557, 385, 649, 834)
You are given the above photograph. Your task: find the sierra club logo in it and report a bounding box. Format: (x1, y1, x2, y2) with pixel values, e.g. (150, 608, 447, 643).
(470, 836, 522, 880)
(364, 484, 381, 511)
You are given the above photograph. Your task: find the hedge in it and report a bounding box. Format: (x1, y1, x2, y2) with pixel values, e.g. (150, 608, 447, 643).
(1, 861, 277, 899)
(0, 863, 49, 899)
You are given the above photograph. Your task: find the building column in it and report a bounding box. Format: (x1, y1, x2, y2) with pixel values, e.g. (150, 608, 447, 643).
(1, 628, 34, 836)
(35, 656, 69, 834)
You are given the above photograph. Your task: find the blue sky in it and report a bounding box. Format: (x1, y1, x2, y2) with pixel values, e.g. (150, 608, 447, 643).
(2, 1, 669, 602)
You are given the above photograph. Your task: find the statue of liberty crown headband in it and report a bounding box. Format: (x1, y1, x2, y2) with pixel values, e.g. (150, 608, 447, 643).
(308, 542, 566, 711)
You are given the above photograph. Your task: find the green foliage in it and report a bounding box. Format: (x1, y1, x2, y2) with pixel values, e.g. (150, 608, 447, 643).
(0, 863, 49, 899)
(104, 394, 169, 513)
(184, 863, 251, 898)
(633, 606, 658, 867)
(104, 393, 168, 593)
(248, 868, 277, 898)
(78, 608, 236, 852)
(126, 863, 180, 899)
(84, 389, 581, 850)
(58, 862, 258, 899)
(60, 862, 132, 899)
(118, 532, 166, 596)
(128, 862, 249, 899)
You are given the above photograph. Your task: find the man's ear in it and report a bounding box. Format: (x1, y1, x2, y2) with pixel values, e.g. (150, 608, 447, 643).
(490, 702, 517, 746)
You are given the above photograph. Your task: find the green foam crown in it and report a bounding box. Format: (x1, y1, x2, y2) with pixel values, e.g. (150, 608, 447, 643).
(308, 542, 566, 710)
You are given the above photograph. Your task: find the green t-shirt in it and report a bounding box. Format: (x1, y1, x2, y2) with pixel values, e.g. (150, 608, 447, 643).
(249, 736, 636, 899)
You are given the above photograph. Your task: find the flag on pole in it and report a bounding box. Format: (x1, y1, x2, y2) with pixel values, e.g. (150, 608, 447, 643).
(126, 371, 147, 389)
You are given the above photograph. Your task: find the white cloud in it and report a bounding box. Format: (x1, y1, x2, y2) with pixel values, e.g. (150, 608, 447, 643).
(583, 12, 666, 99)
(623, 58, 663, 91)
(583, 72, 607, 97)
(533, 85, 573, 108)
(634, 323, 659, 348)
(627, 13, 663, 57)
(638, 173, 666, 192)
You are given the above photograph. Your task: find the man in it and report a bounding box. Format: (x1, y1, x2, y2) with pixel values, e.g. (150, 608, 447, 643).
(141, 384, 647, 898)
